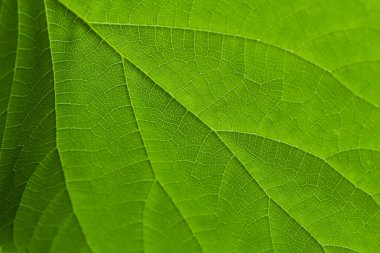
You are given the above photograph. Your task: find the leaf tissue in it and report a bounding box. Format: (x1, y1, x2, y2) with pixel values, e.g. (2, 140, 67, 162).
(1, 0, 380, 252)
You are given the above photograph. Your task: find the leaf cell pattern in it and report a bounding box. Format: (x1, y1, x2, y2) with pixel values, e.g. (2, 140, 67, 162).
(1, 0, 380, 252)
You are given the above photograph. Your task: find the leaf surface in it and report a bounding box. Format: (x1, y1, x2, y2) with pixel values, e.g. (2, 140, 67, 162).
(1, 0, 380, 252)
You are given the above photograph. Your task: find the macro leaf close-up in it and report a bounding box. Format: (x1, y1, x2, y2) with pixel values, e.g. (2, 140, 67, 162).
(1, 0, 380, 252)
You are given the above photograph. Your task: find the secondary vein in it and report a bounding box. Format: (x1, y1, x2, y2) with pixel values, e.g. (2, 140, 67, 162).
(89, 22, 380, 110)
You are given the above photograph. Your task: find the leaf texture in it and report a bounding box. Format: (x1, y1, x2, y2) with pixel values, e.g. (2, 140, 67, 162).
(1, 0, 380, 252)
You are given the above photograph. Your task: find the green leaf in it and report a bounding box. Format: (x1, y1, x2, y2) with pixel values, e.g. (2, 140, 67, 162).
(1, 0, 380, 252)
(0, 0, 18, 149)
